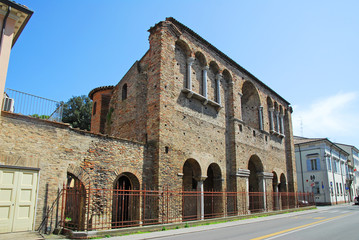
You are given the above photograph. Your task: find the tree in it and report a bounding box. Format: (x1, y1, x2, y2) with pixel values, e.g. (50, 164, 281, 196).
(62, 95, 92, 130)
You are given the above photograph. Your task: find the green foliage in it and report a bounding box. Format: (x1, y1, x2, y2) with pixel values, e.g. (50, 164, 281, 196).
(184, 223, 189, 228)
(31, 114, 50, 119)
(161, 226, 166, 231)
(62, 95, 92, 130)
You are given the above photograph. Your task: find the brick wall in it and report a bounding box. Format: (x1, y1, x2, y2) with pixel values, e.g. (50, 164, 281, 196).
(0, 112, 146, 229)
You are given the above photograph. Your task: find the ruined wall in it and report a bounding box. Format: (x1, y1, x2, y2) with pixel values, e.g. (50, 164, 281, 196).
(0, 112, 145, 228)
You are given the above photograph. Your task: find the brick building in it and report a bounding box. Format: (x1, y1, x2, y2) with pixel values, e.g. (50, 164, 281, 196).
(0, 17, 298, 233)
(89, 17, 297, 220)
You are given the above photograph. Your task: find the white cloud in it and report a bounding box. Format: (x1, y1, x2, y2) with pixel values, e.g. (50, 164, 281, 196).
(292, 91, 359, 146)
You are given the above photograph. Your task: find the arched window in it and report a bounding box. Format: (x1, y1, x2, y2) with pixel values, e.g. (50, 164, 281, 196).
(122, 84, 127, 101)
(241, 81, 261, 129)
(92, 101, 97, 116)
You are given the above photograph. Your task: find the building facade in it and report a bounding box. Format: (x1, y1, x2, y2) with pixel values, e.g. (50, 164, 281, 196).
(1, 17, 298, 233)
(336, 143, 359, 196)
(294, 136, 352, 205)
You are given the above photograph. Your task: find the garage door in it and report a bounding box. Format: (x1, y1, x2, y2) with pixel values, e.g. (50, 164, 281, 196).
(0, 167, 39, 233)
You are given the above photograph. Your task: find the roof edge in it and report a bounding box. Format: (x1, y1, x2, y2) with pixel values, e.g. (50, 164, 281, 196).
(88, 85, 114, 100)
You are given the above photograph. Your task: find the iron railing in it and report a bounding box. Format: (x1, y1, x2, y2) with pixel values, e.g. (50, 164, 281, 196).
(3, 88, 63, 122)
(60, 186, 315, 232)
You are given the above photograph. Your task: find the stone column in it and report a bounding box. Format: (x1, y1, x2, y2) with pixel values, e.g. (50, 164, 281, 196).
(258, 172, 274, 211)
(202, 66, 209, 98)
(186, 57, 194, 90)
(280, 114, 285, 135)
(258, 106, 264, 131)
(275, 111, 280, 133)
(236, 169, 250, 214)
(196, 176, 207, 220)
(269, 108, 274, 132)
(273, 183, 279, 210)
(216, 73, 222, 105)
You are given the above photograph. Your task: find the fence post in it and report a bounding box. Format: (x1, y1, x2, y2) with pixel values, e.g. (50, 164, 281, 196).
(60, 183, 65, 229)
(86, 183, 90, 231)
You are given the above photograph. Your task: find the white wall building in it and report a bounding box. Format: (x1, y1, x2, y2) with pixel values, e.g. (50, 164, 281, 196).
(294, 136, 351, 205)
(336, 143, 359, 197)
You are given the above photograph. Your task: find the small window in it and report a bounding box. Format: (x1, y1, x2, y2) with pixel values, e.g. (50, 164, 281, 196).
(93, 102, 97, 116)
(122, 84, 128, 101)
(307, 158, 320, 171)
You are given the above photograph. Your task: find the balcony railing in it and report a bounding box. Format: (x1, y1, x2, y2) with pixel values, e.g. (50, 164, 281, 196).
(2, 88, 63, 122)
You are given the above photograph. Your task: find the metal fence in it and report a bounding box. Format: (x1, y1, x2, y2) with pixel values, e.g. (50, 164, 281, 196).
(60, 186, 315, 232)
(3, 88, 63, 122)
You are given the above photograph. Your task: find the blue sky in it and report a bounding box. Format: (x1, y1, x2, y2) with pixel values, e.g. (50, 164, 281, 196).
(6, 1, 359, 148)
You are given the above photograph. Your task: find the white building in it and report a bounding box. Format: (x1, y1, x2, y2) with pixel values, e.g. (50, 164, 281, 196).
(294, 136, 351, 205)
(335, 143, 359, 197)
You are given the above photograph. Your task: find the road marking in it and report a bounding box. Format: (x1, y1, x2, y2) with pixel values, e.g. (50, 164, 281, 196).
(313, 217, 325, 219)
(251, 213, 351, 240)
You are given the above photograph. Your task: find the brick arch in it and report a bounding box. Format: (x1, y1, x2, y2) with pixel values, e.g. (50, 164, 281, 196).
(241, 81, 262, 129)
(175, 39, 192, 57)
(67, 164, 92, 187)
(108, 167, 143, 189)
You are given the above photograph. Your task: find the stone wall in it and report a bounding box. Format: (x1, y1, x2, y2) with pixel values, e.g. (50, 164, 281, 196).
(145, 19, 296, 198)
(0, 112, 146, 229)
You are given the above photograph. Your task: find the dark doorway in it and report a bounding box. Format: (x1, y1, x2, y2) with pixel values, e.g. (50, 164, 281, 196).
(182, 159, 201, 220)
(248, 155, 264, 212)
(112, 173, 139, 228)
(65, 173, 86, 231)
(204, 163, 222, 218)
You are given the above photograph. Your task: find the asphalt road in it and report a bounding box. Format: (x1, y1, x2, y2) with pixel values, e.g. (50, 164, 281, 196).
(108, 205, 359, 240)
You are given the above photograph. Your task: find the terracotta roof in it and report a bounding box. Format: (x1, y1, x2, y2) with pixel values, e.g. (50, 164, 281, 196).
(88, 85, 114, 100)
(162, 17, 290, 106)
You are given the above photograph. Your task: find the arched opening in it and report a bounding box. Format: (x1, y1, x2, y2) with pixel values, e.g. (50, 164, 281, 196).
(183, 159, 202, 220)
(208, 61, 220, 102)
(204, 163, 223, 218)
(272, 172, 279, 210)
(122, 84, 128, 101)
(175, 40, 191, 88)
(241, 81, 261, 129)
(248, 155, 264, 212)
(193, 52, 207, 95)
(112, 172, 140, 228)
(92, 101, 97, 116)
(65, 173, 86, 230)
(279, 174, 288, 209)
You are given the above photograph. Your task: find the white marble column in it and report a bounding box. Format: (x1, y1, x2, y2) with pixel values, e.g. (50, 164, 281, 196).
(280, 114, 285, 135)
(258, 172, 274, 211)
(197, 176, 206, 220)
(216, 74, 222, 105)
(202, 66, 209, 98)
(258, 106, 264, 131)
(186, 57, 194, 90)
(275, 111, 280, 133)
(269, 108, 274, 132)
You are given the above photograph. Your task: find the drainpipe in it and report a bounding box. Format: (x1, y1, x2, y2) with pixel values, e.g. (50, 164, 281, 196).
(0, 6, 11, 49)
(298, 145, 305, 193)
